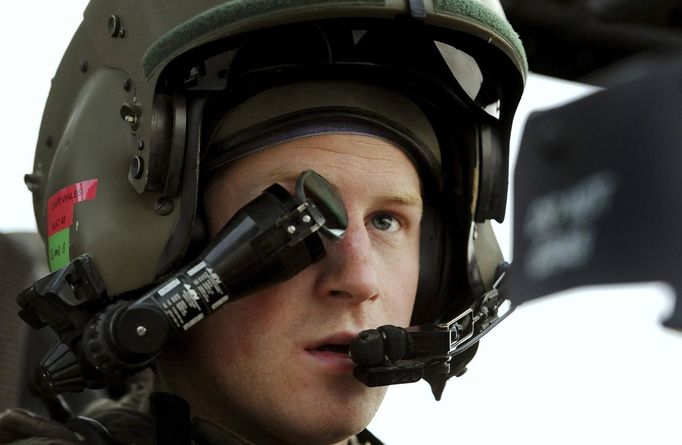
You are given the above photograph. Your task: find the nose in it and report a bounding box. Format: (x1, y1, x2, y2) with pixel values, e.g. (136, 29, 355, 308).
(314, 221, 380, 304)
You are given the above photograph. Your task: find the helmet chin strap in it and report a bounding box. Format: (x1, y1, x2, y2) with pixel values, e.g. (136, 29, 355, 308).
(350, 263, 513, 400)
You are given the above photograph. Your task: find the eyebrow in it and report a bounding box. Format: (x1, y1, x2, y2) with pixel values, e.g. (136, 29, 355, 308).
(381, 192, 423, 209)
(265, 169, 423, 208)
(265, 169, 299, 184)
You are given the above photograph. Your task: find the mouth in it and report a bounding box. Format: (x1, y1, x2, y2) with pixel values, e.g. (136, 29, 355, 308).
(304, 334, 356, 372)
(314, 344, 350, 354)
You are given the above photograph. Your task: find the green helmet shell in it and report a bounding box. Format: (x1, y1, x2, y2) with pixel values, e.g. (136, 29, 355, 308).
(29, 0, 526, 304)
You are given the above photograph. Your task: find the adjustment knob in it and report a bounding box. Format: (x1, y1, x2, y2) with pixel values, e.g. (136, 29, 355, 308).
(34, 342, 85, 394)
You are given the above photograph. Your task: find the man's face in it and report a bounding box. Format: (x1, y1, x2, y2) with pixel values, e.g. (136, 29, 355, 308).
(160, 133, 422, 444)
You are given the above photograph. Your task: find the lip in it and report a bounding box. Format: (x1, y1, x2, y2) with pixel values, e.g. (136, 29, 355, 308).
(303, 331, 358, 373)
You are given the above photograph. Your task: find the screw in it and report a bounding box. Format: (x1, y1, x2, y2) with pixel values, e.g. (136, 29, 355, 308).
(120, 103, 140, 130)
(122, 78, 131, 91)
(79, 60, 88, 73)
(124, 114, 138, 127)
(287, 225, 296, 234)
(155, 197, 174, 216)
(65, 272, 81, 286)
(189, 66, 200, 77)
(136, 140, 144, 150)
(129, 155, 144, 179)
(118, 27, 126, 38)
(136, 326, 147, 336)
(302, 215, 312, 224)
(107, 15, 121, 37)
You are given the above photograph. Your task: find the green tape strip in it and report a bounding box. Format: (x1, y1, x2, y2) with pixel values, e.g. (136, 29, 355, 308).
(433, 0, 527, 72)
(143, 0, 383, 78)
(48, 228, 70, 271)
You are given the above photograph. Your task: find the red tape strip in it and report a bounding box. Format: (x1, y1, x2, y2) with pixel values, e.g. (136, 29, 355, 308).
(47, 179, 98, 236)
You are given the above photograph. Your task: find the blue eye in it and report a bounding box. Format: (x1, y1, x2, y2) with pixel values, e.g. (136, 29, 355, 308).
(370, 214, 400, 232)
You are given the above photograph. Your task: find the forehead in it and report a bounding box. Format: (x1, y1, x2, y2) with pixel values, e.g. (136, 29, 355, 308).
(209, 133, 422, 199)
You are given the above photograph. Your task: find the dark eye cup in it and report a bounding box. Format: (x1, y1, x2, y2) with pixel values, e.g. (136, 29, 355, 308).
(296, 170, 348, 240)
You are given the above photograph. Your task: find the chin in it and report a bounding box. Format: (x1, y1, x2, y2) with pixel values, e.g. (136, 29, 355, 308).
(271, 385, 387, 444)
(271, 415, 373, 445)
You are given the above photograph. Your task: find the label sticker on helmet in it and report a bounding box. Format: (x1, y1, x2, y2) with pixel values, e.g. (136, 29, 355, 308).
(46, 179, 98, 270)
(48, 228, 70, 271)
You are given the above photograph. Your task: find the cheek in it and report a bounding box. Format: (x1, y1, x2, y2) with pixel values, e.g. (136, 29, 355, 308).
(379, 255, 419, 326)
(190, 290, 287, 361)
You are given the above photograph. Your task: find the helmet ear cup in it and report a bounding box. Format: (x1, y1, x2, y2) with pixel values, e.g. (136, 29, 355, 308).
(147, 93, 187, 198)
(411, 208, 504, 326)
(475, 115, 508, 223)
(412, 203, 440, 325)
(412, 196, 457, 325)
(470, 221, 505, 292)
(153, 96, 207, 279)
